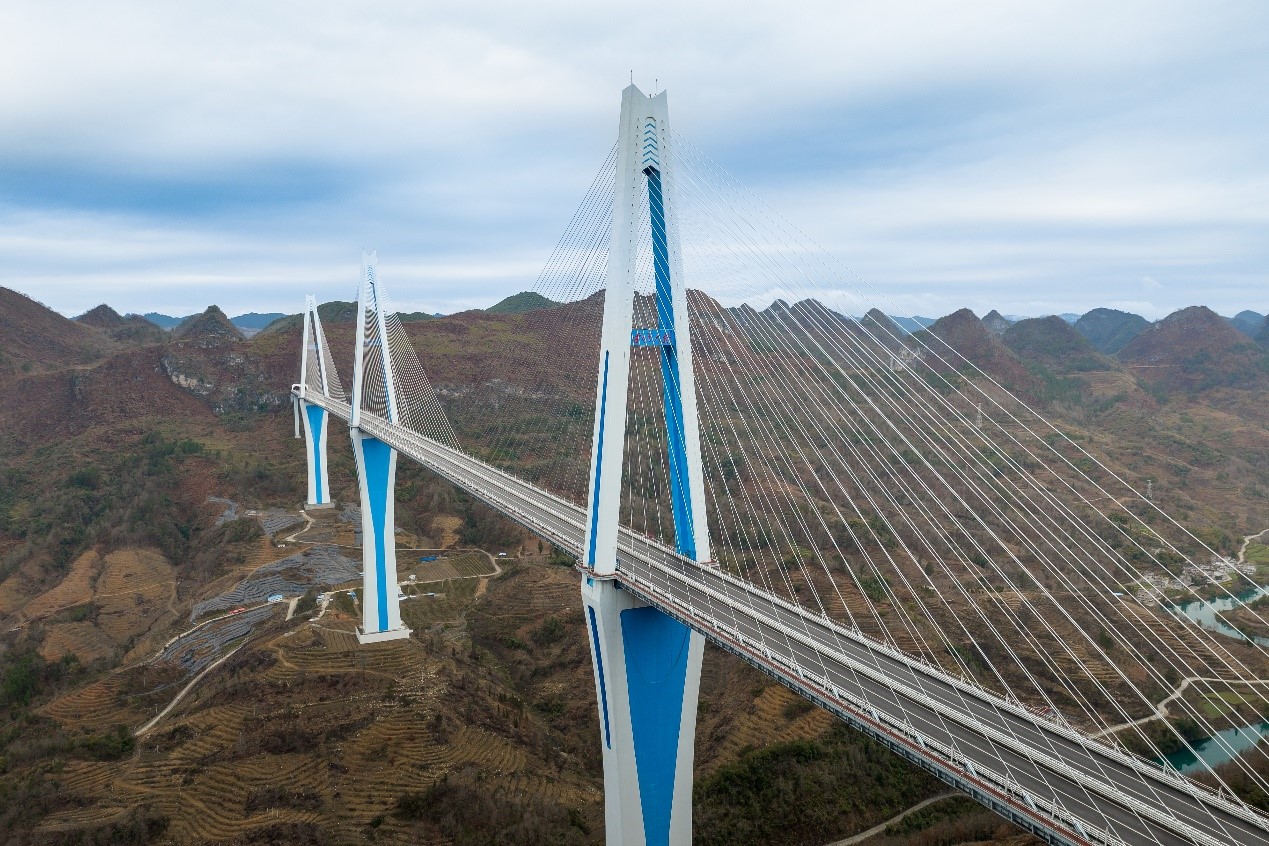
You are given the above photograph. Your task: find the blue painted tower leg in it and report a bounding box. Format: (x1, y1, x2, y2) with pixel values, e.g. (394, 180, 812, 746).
(351, 427, 410, 643)
(299, 399, 333, 509)
(582, 576, 704, 846)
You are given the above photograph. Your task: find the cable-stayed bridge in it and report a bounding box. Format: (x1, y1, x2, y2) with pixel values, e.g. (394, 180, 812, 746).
(292, 85, 1269, 846)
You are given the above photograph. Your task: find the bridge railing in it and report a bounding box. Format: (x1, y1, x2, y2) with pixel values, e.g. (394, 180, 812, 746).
(615, 566, 1121, 846)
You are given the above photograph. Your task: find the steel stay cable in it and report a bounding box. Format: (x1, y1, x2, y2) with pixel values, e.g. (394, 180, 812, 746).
(689, 297, 970, 676)
(664, 168, 1081, 796)
(623, 533, 1259, 845)
(670, 164, 1263, 811)
(306, 388, 1269, 838)
(662, 163, 1247, 827)
(664, 173, 944, 659)
(680, 284, 1116, 821)
(628, 550, 1240, 846)
(620, 164, 927, 742)
(692, 341, 867, 636)
(685, 315, 848, 663)
(478, 146, 616, 498)
(378, 294, 459, 449)
(676, 207, 1062, 694)
(657, 265, 1035, 802)
(831, 328, 1269, 793)
(746, 297, 1260, 819)
(693, 290, 1092, 717)
(671, 127, 1269, 674)
(742, 251, 1269, 792)
(669, 165, 1102, 711)
(670, 138, 1269, 776)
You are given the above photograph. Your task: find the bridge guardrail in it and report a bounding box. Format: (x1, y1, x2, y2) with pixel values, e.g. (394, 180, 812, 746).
(625, 518, 1268, 832)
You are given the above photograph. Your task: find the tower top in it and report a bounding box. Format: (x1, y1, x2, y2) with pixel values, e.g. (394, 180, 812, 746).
(620, 83, 666, 104)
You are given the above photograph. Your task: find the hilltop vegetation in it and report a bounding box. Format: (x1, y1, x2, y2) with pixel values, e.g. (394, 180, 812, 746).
(980, 309, 1012, 336)
(0, 287, 118, 379)
(258, 300, 359, 335)
(174, 305, 244, 345)
(75, 305, 168, 345)
(1074, 307, 1151, 354)
(1229, 310, 1266, 338)
(255, 289, 557, 336)
(485, 291, 559, 315)
(1119, 306, 1269, 394)
(1002, 315, 1110, 374)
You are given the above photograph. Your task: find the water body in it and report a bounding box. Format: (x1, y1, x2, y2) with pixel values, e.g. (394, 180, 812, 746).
(1162, 722, 1269, 774)
(1169, 585, 1269, 647)
(1161, 585, 1269, 773)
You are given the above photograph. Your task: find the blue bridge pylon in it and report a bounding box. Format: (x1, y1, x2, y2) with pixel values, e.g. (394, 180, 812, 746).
(294, 294, 337, 509)
(581, 84, 712, 846)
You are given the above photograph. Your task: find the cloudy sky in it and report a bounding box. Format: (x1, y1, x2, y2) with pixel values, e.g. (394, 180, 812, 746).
(2, 1, 1266, 320)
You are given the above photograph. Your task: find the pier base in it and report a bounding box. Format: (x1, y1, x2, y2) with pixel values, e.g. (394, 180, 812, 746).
(351, 427, 410, 644)
(582, 574, 702, 846)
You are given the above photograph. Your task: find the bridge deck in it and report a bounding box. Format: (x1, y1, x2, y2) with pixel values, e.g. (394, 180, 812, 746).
(304, 391, 1269, 846)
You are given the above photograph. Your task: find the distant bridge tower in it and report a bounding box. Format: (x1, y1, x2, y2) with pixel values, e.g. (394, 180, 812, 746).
(349, 251, 411, 644)
(295, 295, 337, 509)
(581, 84, 711, 846)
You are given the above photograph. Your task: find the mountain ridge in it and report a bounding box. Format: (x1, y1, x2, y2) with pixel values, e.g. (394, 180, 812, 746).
(1074, 308, 1151, 354)
(1118, 305, 1269, 394)
(0, 287, 118, 379)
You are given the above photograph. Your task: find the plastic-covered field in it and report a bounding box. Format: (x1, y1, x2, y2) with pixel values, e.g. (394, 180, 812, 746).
(159, 605, 277, 674)
(189, 545, 360, 622)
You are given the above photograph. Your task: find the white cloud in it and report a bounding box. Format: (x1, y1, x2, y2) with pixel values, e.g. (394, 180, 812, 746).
(0, 1, 1266, 319)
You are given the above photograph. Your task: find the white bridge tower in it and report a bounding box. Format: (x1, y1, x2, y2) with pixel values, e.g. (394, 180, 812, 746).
(295, 295, 336, 509)
(349, 251, 411, 644)
(581, 84, 712, 846)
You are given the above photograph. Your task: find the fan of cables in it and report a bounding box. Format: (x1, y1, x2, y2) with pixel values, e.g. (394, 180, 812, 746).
(355, 263, 460, 451)
(663, 125, 1269, 799)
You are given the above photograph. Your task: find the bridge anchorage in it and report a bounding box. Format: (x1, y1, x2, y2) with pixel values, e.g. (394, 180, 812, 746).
(290, 84, 1269, 846)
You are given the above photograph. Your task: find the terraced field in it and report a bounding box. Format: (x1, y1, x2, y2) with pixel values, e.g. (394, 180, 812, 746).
(398, 550, 498, 584)
(29, 573, 605, 846)
(39, 619, 115, 663)
(21, 547, 953, 845)
(19, 539, 600, 844)
(714, 684, 836, 762)
(4, 546, 178, 669)
(41, 676, 141, 730)
(6, 549, 103, 622)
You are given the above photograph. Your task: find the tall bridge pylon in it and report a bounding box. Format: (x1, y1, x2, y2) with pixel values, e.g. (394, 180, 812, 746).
(349, 250, 411, 644)
(294, 294, 341, 509)
(295, 252, 459, 647)
(581, 84, 710, 846)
